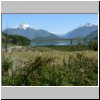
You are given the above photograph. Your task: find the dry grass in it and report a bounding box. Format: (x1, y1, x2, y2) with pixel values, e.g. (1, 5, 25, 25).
(2, 47, 98, 67)
(2, 46, 98, 86)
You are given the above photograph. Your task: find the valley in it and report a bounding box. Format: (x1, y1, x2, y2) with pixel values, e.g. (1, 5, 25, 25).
(2, 22, 98, 86)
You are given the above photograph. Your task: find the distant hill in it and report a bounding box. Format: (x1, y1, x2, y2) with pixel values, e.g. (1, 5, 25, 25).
(3, 23, 98, 41)
(85, 30, 98, 41)
(63, 23, 98, 39)
(3, 23, 60, 40)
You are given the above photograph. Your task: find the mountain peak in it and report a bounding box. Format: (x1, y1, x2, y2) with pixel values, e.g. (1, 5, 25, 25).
(79, 23, 97, 28)
(84, 23, 97, 27)
(64, 23, 98, 39)
(17, 22, 31, 29)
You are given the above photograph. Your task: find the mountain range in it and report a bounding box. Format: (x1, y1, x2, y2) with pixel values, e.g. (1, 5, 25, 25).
(63, 23, 98, 39)
(3, 23, 98, 40)
(85, 30, 98, 41)
(4, 23, 60, 40)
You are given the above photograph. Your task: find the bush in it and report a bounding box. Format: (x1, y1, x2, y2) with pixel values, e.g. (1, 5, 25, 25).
(2, 53, 98, 86)
(90, 42, 98, 51)
(2, 53, 12, 75)
(2, 55, 68, 86)
(27, 56, 68, 86)
(66, 53, 98, 86)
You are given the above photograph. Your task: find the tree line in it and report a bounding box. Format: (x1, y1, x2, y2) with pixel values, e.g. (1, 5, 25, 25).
(2, 32, 30, 46)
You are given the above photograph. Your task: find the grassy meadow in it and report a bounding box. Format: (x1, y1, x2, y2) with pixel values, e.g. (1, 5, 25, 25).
(2, 46, 98, 86)
(2, 46, 98, 66)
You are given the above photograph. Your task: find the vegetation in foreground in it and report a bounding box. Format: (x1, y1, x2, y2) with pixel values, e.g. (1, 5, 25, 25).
(2, 49, 98, 86)
(2, 32, 98, 86)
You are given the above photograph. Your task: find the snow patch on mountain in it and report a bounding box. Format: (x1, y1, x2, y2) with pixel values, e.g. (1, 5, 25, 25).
(79, 23, 97, 28)
(17, 22, 31, 29)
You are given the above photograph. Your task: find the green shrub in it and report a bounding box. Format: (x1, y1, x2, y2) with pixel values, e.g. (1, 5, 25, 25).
(66, 53, 98, 86)
(90, 42, 98, 51)
(26, 56, 68, 86)
(2, 55, 68, 86)
(2, 53, 98, 86)
(33, 65, 67, 86)
(2, 66, 32, 86)
(2, 53, 12, 75)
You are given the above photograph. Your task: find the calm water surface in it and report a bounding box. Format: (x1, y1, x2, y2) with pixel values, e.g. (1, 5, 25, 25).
(31, 39, 82, 46)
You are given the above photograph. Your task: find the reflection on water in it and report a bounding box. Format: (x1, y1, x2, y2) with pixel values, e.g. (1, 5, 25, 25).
(31, 39, 82, 46)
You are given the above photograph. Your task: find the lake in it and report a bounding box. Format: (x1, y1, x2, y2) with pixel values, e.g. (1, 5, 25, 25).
(30, 39, 84, 46)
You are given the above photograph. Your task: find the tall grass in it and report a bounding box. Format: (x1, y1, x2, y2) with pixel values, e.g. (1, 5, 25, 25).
(2, 52, 98, 86)
(66, 53, 98, 86)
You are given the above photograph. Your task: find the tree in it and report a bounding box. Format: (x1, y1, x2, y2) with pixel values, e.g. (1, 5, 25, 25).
(8, 34, 30, 45)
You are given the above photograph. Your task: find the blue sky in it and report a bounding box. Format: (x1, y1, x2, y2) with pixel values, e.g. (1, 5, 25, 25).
(2, 14, 98, 35)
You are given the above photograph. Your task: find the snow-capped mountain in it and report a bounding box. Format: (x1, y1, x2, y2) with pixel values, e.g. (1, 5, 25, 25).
(4, 23, 60, 40)
(3, 22, 98, 40)
(79, 23, 97, 27)
(63, 23, 98, 39)
(17, 22, 32, 29)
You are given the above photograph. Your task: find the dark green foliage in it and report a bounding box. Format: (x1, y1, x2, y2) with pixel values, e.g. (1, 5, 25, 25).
(66, 53, 98, 86)
(2, 55, 67, 86)
(2, 53, 12, 75)
(25, 56, 67, 86)
(2, 32, 30, 45)
(35, 66, 67, 86)
(48, 45, 89, 51)
(2, 32, 8, 37)
(2, 73, 32, 86)
(88, 42, 98, 51)
(8, 35, 30, 45)
(2, 53, 98, 86)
